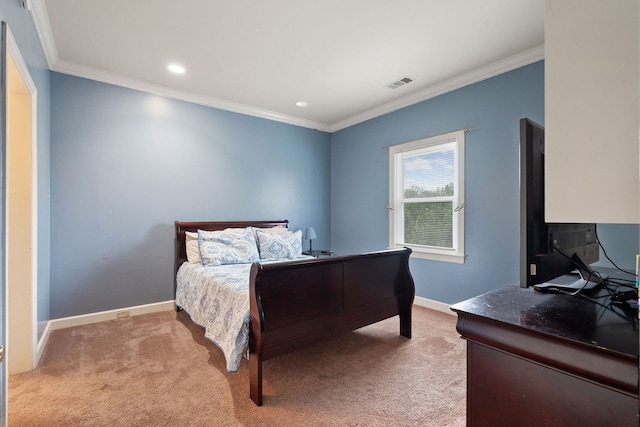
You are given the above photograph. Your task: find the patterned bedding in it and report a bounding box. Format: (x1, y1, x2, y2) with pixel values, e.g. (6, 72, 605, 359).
(176, 256, 311, 372)
(176, 262, 254, 372)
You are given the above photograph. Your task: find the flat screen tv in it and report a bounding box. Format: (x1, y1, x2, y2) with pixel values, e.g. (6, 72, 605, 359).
(519, 118, 600, 288)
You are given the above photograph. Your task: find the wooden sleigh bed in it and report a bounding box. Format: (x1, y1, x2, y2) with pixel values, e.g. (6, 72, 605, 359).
(174, 220, 415, 406)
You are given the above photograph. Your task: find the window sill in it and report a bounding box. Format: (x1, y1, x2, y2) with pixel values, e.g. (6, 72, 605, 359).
(391, 244, 465, 264)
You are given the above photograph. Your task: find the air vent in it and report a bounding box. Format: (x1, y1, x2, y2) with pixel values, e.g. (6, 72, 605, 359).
(386, 77, 414, 89)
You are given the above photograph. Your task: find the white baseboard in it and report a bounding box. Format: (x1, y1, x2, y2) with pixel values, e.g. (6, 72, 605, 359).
(413, 295, 456, 316)
(33, 301, 175, 368)
(35, 297, 451, 361)
(32, 298, 449, 371)
(39, 297, 451, 335)
(35, 321, 52, 366)
(47, 300, 175, 331)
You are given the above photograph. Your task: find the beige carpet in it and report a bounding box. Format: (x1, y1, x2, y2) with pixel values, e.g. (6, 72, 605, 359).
(9, 305, 466, 426)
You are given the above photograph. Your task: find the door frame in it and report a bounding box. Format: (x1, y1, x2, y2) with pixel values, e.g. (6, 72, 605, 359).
(5, 25, 38, 375)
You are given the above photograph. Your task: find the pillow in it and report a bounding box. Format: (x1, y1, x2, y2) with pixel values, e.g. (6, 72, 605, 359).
(250, 225, 288, 240)
(198, 227, 260, 266)
(255, 228, 302, 261)
(185, 231, 202, 264)
(264, 225, 288, 232)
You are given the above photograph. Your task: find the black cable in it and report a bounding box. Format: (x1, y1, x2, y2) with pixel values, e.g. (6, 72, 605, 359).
(573, 289, 638, 326)
(549, 245, 639, 323)
(546, 243, 638, 314)
(605, 277, 637, 289)
(594, 226, 636, 276)
(608, 300, 639, 328)
(551, 244, 605, 283)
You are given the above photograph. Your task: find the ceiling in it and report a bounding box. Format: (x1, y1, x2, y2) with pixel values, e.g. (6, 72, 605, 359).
(30, 0, 544, 132)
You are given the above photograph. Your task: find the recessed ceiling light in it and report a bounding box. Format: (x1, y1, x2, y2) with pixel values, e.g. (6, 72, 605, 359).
(168, 64, 185, 74)
(296, 101, 308, 107)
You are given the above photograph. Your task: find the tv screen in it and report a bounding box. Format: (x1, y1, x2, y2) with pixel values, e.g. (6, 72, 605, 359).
(519, 118, 599, 288)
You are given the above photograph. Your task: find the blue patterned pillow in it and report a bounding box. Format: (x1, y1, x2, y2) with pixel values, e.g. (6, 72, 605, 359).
(255, 228, 302, 261)
(198, 227, 260, 266)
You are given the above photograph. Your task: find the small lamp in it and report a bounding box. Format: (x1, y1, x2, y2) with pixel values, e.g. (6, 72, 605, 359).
(304, 227, 317, 252)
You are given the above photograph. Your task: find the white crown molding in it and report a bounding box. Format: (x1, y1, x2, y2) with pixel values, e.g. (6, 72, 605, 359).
(52, 59, 332, 132)
(28, 0, 58, 68)
(27, 0, 330, 131)
(52, 46, 543, 134)
(28, 2, 542, 134)
(329, 45, 545, 132)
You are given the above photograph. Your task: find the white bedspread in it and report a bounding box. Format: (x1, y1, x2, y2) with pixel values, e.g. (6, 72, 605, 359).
(176, 262, 253, 372)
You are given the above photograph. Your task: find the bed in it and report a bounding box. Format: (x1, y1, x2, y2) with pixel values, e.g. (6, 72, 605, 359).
(174, 220, 415, 406)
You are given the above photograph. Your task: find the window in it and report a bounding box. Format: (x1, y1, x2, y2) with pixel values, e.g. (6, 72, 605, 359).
(389, 129, 465, 263)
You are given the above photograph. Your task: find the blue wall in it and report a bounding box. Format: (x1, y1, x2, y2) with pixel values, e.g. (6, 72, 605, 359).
(9, 20, 638, 320)
(50, 74, 331, 318)
(0, 0, 51, 338)
(51, 62, 639, 317)
(330, 61, 639, 305)
(593, 223, 640, 271)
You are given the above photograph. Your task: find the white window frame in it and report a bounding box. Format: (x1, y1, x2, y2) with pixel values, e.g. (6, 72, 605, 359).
(388, 129, 465, 264)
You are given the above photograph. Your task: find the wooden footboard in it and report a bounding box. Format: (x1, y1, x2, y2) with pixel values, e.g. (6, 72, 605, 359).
(248, 248, 414, 406)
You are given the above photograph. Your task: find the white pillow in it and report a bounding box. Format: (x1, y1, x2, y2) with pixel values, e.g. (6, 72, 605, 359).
(262, 225, 289, 233)
(185, 231, 202, 264)
(250, 225, 288, 241)
(255, 228, 302, 261)
(198, 227, 260, 266)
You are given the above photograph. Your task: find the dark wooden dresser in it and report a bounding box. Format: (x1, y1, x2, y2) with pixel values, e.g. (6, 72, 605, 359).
(451, 283, 638, 427)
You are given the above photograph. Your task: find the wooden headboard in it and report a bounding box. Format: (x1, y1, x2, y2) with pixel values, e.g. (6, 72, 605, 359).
(174, 220, 289, 294)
